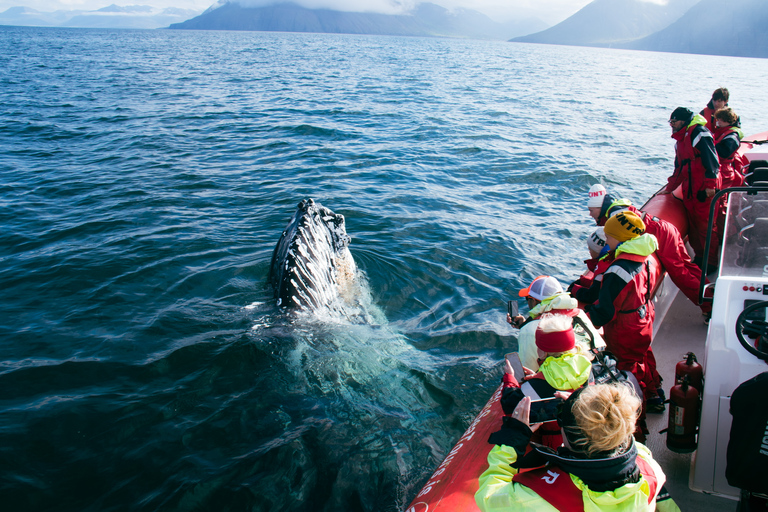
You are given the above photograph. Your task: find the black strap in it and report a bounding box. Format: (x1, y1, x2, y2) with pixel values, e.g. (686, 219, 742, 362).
(572, 315, 596, 350)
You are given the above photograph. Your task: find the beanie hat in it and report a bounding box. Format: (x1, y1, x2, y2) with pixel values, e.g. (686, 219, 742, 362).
(603, 211, 645, 243)
(519, 276, 563, 301)
(587, 184, 607, 208)
(670, 107, 694, 124)
(535, 317, 576, 353)
(587, 227, 607, 254)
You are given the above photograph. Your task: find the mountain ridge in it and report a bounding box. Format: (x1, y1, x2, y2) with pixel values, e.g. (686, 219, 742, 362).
(168, 1, 548, 40)
(511, 0, 699, 47)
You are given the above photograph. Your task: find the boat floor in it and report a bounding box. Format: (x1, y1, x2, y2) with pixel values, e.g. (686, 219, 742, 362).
(645, 286, 738, 511)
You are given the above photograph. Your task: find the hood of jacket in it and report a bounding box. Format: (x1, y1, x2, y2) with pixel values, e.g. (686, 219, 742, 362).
(529, 292, 578, 319)
(672, 113, 708, 141)
(614, 233, 658, 259)
(539, 353, 592, 391)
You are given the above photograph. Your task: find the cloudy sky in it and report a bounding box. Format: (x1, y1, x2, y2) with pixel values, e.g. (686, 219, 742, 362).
(0, 0, 606, 24)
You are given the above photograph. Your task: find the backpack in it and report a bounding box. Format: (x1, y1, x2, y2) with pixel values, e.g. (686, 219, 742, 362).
(589, 350, 643, 399)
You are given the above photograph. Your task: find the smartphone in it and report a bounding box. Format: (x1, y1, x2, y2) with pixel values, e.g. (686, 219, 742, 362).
(504, 352, 526, 382)
(529, 397, 562, 424)
(507, 300, 519, 318)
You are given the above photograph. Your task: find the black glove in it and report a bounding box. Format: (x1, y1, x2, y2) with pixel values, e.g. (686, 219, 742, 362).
(487, 416, 533, 453)
(500, 386, 525, 416)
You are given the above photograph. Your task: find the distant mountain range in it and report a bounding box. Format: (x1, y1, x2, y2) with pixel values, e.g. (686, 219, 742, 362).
(511, 0, 698, 47)
(625, 0, 768, 59)
(168, 1, 548, 40)
(2, 0, 766, 59)
(0, 4, 201, 29)
(512, 0, 768, 59)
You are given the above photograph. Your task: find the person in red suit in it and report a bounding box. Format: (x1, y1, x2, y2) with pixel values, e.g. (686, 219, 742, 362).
(664, 107, 721, 268)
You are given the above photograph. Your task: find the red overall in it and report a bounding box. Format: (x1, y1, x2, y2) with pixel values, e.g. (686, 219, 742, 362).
(714, 126, 745, 189)
(700, 105, 716, 133)
(639, 211, 710, 315)
(599, 252, 661, 403)
(668, 124, 721, 265)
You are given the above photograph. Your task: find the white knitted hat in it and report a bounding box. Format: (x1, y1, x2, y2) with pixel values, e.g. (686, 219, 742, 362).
(587, 184, 607, 208)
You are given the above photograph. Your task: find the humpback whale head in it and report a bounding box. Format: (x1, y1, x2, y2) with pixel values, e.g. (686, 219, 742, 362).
(270, 199, 360, 317)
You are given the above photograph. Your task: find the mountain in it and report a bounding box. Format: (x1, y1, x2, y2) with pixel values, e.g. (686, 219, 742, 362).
(0, 4, 202, 29)
(511, 0, 699, 47)
(0, 6, 74, 26)
(168, 1, 548, 40)
(626, 0, 768, 58)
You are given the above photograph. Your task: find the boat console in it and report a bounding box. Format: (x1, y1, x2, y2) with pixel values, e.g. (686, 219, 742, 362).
(692, 183, 768, 496)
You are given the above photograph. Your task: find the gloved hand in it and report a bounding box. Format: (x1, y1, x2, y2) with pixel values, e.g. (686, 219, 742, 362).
(500, 386, 525, 416)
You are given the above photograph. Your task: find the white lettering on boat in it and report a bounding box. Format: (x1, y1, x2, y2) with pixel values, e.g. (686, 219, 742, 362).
(414, 386, 504, 500)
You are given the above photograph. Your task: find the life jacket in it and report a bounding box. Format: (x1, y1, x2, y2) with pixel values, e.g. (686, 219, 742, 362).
(671, 115, 718, 199)
(610, 235, 658, 317)
(700, 104, 716, 133)
(714, 125, 747, 184)
(512, 455, 658, 511)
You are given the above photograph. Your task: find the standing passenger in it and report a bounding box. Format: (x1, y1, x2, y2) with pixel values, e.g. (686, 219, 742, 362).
(583, 211, 662, 432)
(665, 107, 721, 268)
(700, 87, 729, 133)
(585, 190, 712, 322)
(713, 107, 745, 189)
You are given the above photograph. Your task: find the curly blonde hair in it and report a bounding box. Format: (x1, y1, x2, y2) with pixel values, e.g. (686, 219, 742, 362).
(566, 383, 640, 457)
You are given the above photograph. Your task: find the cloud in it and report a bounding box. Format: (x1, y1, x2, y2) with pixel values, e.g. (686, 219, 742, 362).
(232, 0, 418, 15)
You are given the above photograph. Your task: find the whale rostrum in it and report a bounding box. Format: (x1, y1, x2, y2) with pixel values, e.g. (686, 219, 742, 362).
(270, 199, 359, 317)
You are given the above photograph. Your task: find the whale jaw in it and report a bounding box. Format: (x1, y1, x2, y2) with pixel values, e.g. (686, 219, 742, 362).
(270, 199, 357, 315)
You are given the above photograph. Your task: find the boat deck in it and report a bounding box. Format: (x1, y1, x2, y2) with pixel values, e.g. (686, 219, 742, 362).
(645, 281, 738, 512)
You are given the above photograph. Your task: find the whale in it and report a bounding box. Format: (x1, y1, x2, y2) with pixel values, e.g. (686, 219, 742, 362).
(270, 198, 366, 320)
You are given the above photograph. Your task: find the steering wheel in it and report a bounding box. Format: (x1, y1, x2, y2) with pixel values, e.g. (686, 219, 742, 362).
(735, 300, 768, 361)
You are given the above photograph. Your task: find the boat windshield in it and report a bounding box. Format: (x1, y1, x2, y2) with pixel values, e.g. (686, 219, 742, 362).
(720, 190, 768, 278)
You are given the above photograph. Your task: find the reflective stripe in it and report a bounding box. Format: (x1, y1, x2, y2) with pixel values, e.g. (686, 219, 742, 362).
(605, 265, 634, 284)
(692, 129, 712, 148)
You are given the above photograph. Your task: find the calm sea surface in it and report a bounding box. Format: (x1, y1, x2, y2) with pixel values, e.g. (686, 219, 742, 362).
(2, 26, 768, 511)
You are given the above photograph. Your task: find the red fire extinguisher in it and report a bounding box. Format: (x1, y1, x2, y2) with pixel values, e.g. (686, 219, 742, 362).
(666, 374, 700, 453)
(675, 352, 703, 394)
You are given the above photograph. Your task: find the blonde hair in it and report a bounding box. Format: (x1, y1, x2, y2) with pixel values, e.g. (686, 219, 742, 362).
(567, 383, 640, 457)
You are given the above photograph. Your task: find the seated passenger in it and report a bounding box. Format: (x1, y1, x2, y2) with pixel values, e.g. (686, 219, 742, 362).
(476, 383, 680, 512)
(512, 276, 603, 372)
(520, 314, 593, 449)
(569, 227, 610, 302)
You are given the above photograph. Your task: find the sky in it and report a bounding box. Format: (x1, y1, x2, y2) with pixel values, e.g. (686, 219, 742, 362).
(0, 0, 670, 25)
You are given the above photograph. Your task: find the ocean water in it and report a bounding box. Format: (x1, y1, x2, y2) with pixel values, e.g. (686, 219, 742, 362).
(2, 25, 768, 511)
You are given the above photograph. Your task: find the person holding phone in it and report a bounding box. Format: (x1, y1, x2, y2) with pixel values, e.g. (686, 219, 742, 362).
(476, 383, 680, 512)
(512, 276, 603, 372)
(518, 314, 593, 449)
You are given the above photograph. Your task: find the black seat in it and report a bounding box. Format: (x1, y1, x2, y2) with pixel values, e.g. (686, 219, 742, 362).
(745, 161, 768, 186)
